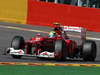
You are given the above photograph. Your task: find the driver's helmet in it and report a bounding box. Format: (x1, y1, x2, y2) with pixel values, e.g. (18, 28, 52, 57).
(36, 33, 41, 37)
(49, 31, 56, 38)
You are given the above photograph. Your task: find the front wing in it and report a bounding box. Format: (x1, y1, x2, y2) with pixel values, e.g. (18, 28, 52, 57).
(7, 48, 54, 58)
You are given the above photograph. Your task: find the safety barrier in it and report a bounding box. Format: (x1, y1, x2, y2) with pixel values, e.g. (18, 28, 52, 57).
(0, 0, 100, 32)
(27, 0, 100, 32)
(0, 0, 27, 24)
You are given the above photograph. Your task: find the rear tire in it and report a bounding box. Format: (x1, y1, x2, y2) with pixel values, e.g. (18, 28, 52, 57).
(11, 36, 25, 59)
(82, 40, 97, 61)
(54, 39, 67, 60)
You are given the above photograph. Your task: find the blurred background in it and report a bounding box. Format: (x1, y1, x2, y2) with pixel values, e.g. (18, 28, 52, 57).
(33, 0, 100, 8)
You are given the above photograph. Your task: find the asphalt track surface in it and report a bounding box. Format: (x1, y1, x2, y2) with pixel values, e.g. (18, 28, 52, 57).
(0, 22, 100, 64)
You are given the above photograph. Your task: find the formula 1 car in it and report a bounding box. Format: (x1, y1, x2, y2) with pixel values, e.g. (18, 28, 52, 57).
(7, 26, 97, 61)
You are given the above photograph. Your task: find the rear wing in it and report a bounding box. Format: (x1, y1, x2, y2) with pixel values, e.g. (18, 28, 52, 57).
(63, 26, 85, 32)
(63, 26, 86, 41)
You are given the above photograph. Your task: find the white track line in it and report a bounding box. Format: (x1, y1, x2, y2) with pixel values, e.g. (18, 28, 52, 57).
(68, 34, 100, 41)
(0, 25, 100, 41)
(87, 37, 100, 41)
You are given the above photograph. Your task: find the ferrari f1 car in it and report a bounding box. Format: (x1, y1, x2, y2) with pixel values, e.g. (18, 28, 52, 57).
(7, 26, 97, 61)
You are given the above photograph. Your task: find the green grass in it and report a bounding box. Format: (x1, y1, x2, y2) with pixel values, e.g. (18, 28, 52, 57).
(0, 65, 100, 75)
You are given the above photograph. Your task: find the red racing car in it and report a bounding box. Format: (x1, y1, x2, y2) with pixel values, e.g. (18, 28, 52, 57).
(7, 26, 97, 61)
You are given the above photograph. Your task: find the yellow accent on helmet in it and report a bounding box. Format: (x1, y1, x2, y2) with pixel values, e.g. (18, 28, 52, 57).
(53, 22, 60, 25)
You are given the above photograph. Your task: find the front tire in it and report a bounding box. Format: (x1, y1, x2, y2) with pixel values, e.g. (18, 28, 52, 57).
(11, 55, 22, 59)
(11, 36, 25, 59)
(54, 39, 67, 60)
(82, 40, 97, 61)
(11, 36, 25, 49)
